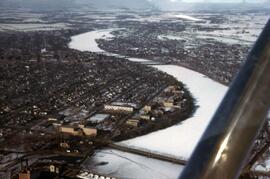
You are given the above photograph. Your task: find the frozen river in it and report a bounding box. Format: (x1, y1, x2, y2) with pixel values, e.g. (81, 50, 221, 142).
(69, 29, 228, 178)
(122, 64, 226, 159)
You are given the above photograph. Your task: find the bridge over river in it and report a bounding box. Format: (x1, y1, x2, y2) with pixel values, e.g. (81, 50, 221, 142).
(107, 143, 187, 165)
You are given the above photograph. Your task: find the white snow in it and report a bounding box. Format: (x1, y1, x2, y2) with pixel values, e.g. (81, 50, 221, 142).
(128, 58, 151, 62)
(69, 30, 114, 52)
(173, 14, 203, 22)
(254, 158, 270, 172)
(196, 35, 252, 45)
(0, 23, 69, 32)
(69, 29, 228, 160)
(82, 149, 184, 179)
(158, 35, 185, 41)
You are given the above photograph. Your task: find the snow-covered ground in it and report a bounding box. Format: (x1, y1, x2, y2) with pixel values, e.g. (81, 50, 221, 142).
(196, 34, 252, 45)
(82, 149, 184, 179)
(128, 57, 151, 62)
(0, 23, 69, 32)
(193, 14, 268, 44)
(156, 13, 268, 46)
(171, 14, 203, 21)
(158, 35, 186, 41)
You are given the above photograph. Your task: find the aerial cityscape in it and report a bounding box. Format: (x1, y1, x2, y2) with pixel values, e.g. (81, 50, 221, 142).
(0, 0, 269, 179)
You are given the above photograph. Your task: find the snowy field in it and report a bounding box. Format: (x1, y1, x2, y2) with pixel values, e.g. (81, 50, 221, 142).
(171, 14, 203, 21)
(0, 23, 69, 31)
(158, 35, 186, 41)
(152, 13, 268, 46)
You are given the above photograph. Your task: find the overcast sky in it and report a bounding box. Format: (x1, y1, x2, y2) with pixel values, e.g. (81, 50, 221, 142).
(160, 0, 266, 2)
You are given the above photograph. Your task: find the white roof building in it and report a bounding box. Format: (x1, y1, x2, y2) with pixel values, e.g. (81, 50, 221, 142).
(88, 114, 110, 123)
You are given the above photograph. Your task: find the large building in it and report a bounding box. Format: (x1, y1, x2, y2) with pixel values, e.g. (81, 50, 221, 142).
(143, 105, 152, 113)
(126, 119, 140, 127)
(82, 127, 97, 137)
(87, 114, 110, 123)
(59, 126, 97, 137)
(60, 126, 78, 135)
(19, 170, 30, 179)
(104, 102, 136, 113)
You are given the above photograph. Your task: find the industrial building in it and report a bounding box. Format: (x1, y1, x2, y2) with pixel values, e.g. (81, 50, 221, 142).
(126, 119, 140, 127)
(104, 103, 135, 113)
(59, 125, 97, 137)
(143, 105, 152, 113)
